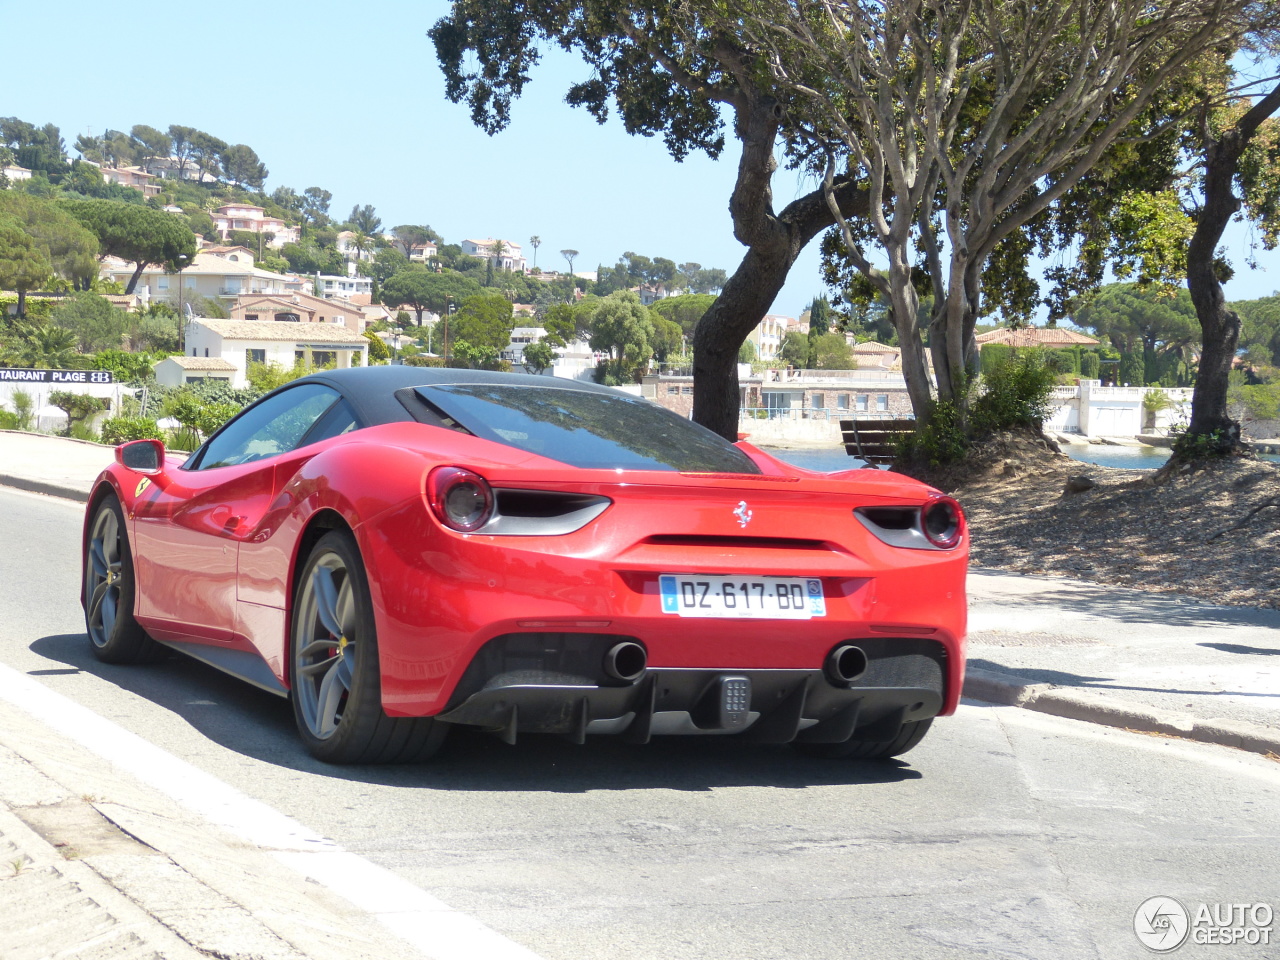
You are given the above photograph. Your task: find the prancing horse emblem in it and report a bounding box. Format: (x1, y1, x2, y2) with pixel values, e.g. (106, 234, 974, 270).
(733, 500, 753, 528)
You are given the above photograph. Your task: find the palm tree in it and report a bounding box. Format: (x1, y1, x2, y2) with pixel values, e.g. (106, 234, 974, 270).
(561, 249, 578, 275)
(348, 230, 374, 269)
(529, 235, 541, 268)
(491, 239, 508, 271)
(2, 323, 78, 369)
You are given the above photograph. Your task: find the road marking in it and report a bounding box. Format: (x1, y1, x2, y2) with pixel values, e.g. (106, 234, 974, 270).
(0, 661, 543, 960)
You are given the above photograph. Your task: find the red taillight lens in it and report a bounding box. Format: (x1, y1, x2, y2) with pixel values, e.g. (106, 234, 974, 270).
(427, 466, 494, 533)
(921, 495, 964, 549)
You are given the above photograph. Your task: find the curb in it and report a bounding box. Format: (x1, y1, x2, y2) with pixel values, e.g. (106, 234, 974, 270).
(0, 474, 89, 503)
(963, 666, 1280, 757)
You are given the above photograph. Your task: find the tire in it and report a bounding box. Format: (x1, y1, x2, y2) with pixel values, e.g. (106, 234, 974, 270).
(84, 495, 165, 664)
(792, 718, 933, 761)
(289, 529, 447, 764)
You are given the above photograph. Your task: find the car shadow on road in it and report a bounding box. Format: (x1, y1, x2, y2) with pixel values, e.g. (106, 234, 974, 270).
(968, 657, 1279, 700)
(29, 633, 925, 793)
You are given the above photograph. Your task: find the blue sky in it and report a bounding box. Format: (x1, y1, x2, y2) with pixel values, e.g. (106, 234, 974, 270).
(6, 0, 1278, 320)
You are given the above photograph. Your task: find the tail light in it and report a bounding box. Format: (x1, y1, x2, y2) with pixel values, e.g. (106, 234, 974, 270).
(921, 495, 964, 549)
(427, 466, 494, 532)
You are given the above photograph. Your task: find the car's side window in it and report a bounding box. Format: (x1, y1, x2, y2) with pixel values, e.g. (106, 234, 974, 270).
(299, 397, 360, 447)
(196, 384, 341, 470)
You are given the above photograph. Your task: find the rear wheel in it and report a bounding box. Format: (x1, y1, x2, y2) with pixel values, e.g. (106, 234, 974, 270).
(84, 496, 164, 664)
(289, 529, 447, 764)
(793, 718, 933, 761)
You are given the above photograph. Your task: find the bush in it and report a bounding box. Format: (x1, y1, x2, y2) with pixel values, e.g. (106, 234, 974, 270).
(970, 353, 1056, 434)
(402, 355, 446, 367)
(100, 416, 161, 444)
(1080, 352, 1101, 379)
(897, 400, 967, 467)
(9, 388, 34, 430)
(0, 411, 20, 430)
(47, 390, 110, 437)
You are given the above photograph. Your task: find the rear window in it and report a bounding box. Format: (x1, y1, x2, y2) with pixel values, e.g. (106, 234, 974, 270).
(416, 383, 761, 473)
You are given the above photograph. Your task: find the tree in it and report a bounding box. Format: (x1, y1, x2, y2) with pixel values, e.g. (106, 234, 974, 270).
(220, 144, 268, 190)
(678, 262, 702, 293)
(650, 293, 717, 338)
(715, 0, 1261, 428)
(188, 131, 227, 183)
(0, 193, 99, 290)
(271, 186, 304, 214)
(778, 330, 810, 368)
(808, 296, 831, 336)
(560, 249, 577, 275)
(167, 125, 198, 179)
(522, 338, 556, 373)
(448, 293, 514, 350)
(130, 125, 171, 161)
(359, 247, 409, 287)
(1073, 284, 1199, 372)
(382, 267, 440, 325)
(432, 3, 876, 438)
(651, 313, 685, 362)
(1, 321, 77, 368)
(1, 118, 68, 177)
(389, 224, 438, 258)
(301, 187, 332, 225)
(0, 216, 52, 318)
(62, 199, 197, 294)
(47, 390, 108, 437)
(588, 290, 655, 381)
(1182, 80, 1280, 454)
(349, 204, 382, 234)
(50, 292, 129, 353)
(529, 235, 541, 268)
(812, 332, 854, 370)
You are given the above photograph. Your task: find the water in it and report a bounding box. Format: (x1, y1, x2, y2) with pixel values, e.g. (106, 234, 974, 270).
(762, 443, 1280, 473)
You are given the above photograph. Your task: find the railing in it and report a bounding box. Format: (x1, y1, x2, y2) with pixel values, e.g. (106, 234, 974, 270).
(740, 407, 905, 421)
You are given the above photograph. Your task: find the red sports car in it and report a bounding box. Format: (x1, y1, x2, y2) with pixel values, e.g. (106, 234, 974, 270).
(82, 367, 967, 764)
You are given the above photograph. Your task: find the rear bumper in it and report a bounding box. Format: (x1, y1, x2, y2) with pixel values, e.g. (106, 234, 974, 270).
(436, 634, 948, 744)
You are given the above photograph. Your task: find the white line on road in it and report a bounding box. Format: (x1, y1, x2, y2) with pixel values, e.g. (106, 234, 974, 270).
(0, 661, 544, 960)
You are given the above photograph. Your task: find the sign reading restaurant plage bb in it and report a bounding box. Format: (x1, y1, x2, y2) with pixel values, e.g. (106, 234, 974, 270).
(0, 368, 114, 384)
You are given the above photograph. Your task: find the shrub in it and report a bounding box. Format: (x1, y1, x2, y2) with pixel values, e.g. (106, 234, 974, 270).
(47, 390, 110, 437)
(0, 410, 20, 430)
(402, 355, 445, 367)
(1080, 352, 1101, 379)
(897, 399, 967, 467)
(100, 416, 161, 445)
(9, 388, 34, 430)
(970, 352, 1056, 434)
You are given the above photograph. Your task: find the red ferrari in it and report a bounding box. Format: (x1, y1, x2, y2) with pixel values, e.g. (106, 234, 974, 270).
(82, 367, 967, 764)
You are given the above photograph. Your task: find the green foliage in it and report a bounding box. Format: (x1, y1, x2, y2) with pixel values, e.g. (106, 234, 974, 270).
(587, 290, 655, 381)
(403, 355, 446, 367)
(649, 293, 717, 337)
(363, 330, 390, 361)
(100, 416, 161, 444)
(50, 292, 129, 352)
(897, 400, 968, 467)
(738, 339, 756, 363)
(970, 354, 1057, 434)
(1118, 352, 1145, 386)
(1080, 352, 1101, 378)
(0, 214, 52, 311)
(247, 359, 310, 392)
(522, 339, 556, 373)
(1170, 425, 1235, 460)
(1, 321, 78, 368)
(60, 198, 197, 291)
(0, 410, 19, 430)
(448, 292, 514, 351)
(9, 388, 34, 430)
(811, 332, 854, 369)
(0, 192, 98, 289)
(162, 390, 239, 440)
(91, 348, 159, 383)
(778, 329, 811, 367)
(47, 390, 108, 436)
(1072, 283, 1199, 357)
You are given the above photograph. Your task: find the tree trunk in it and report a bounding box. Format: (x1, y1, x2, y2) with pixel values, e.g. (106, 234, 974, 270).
(126, 262, 146, 295)
(692, 98, 872, 440)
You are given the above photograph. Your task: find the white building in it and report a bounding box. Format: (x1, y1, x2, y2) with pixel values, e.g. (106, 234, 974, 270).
(108, 250, 293, 304)
(211, 204, 299, 247)
(315, 273, 373, 300)
(461, 238, 527, 273)
(1044, 381, 1192, 437)
(178, 318, 369, 389)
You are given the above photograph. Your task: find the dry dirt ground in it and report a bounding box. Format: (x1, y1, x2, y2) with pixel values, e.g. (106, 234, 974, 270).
(928, 432, 1280, 610)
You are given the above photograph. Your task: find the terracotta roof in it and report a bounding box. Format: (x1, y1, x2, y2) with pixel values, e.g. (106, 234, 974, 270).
(975, 327, 1099, 347)
(163, 356, 237, 371)
(195, 319, 368, 344)
(851, 341, 899, 353)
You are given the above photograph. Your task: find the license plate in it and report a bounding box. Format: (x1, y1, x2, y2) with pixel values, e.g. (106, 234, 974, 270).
(658, 575, 826, 619)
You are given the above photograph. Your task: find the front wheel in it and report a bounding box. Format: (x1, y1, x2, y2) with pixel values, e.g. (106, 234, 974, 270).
(792, 718, 933, 761)
(84, 495, 164, 664)
(289, 529, 446, 764)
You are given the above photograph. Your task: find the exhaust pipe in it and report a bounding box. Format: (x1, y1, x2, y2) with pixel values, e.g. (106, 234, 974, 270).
(826, 644, 868, 685)
(603, 641, 648, 683)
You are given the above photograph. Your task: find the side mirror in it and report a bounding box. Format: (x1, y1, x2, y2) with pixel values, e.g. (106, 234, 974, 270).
(116, 438, 166, 475)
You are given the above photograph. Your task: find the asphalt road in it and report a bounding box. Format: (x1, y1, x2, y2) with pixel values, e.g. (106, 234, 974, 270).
(2, 486, 1278, 960)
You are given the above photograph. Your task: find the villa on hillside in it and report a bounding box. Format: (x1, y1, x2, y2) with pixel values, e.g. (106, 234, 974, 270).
(105, 249, 292, 304)
(976, 326, 1100, 349)
(97, 164, 162, 197)
(461, 238, 527, 273)
(161, 318, 369, 389)
(211, 204, 299, 247)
